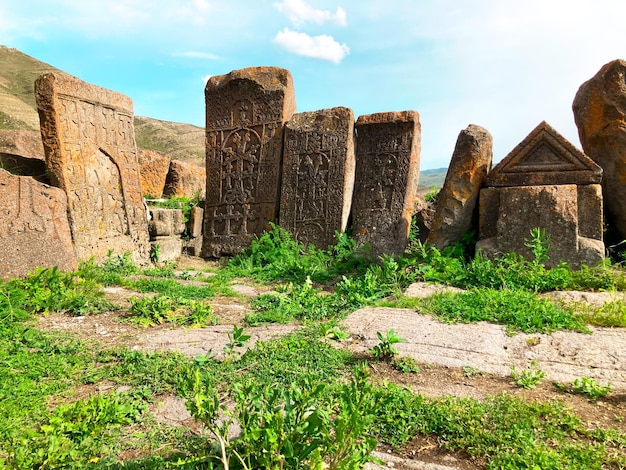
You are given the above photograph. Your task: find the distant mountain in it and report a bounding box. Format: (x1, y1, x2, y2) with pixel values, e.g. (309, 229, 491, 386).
(419, 167, 447, 189)
(0, 45, 205, 167)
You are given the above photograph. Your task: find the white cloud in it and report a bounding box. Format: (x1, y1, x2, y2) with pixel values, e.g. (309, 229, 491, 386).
(174, 51, 221, 60)
(273, 28, 349, 63)
(274, 0, 347, 26)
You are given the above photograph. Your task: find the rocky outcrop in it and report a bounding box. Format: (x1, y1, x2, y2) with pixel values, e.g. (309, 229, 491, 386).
(163, 159, 206, 199)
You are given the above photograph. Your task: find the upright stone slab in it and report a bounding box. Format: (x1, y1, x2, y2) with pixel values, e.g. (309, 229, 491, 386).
(352, 111, 421, 258)
(428, 124, 492, 250)
(573, 59, 626, 241)
(0, 169, 77, 278)
(477, 121, 604, 268)
(202, 67, 296, 257)
(35, 73, 150, 264)
(280, 107, 355, 249)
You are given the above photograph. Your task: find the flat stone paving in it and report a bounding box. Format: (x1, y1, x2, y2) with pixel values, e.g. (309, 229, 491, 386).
(343, 307, 626, 389)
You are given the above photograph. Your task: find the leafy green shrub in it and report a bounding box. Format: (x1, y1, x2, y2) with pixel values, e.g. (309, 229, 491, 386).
(181, 364, 382, 469)
(7, 266, 113, 316)
(78, 251, 139, 286)
(227, 223, 368, 284)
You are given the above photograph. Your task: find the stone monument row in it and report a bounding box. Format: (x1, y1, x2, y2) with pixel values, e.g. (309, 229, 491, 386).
(2, 60, 624, 278)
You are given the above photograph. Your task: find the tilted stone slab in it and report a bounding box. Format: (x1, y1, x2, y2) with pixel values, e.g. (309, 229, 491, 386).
(573, 59, 626, 241)
(202, 67, 296, 257)
(280, 107, 355, 249)
(352, 111, 421, 258)
(35, 73, 150, 264)
(485, 121, 602, 187)
(0, 169, 76, 278)
(428, 124, 492, 250)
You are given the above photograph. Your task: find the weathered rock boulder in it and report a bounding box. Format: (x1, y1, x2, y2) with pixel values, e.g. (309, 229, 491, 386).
(573, 59, 626, 241)
(428, 124, 492, 250)
(163, 159, 206, 199)
(137, 148, 171, 198)
(0, 129, 47, 182)
(0, 169, 76, 278)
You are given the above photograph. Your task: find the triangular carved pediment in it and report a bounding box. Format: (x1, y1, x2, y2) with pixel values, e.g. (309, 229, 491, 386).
(486, 121, 602, 187)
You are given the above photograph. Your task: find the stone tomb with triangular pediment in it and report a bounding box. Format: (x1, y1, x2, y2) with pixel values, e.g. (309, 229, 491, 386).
(476, 121, 605, 268)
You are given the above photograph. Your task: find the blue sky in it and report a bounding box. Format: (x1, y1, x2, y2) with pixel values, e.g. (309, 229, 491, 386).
(2, 0, 626, 170)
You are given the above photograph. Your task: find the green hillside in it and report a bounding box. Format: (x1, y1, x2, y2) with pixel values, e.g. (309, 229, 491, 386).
(0, 45, 205, 165)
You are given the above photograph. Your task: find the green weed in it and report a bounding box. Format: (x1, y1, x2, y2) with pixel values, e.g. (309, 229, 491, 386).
(126, 295, 218, 328)
(581, 299, 626, 327)
(181, 363, 382, 469)
(393, 356, 421, 374)
(371, 329, 405, 361)
(571, 377, 611, 400)
(510, 361, 546, 389)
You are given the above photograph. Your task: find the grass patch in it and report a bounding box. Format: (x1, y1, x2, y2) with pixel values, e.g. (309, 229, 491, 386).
(419, 288, 590, 334)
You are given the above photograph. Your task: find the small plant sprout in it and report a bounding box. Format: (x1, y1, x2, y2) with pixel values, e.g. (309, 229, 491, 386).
(510, 361, 546, 389)
(393, 356, 420, 374)
(150, 243, 161, 264)
(462, 365, 485, 378)
(223, 325, 251, 362)
(571, 377, 611, 400)
(524, 227, 550, 265)
(371, 329, 406, 361)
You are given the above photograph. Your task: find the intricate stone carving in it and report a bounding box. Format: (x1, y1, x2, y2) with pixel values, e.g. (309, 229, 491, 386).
(35, 73, 150, 264)
(280, 107, 355, 249)
(351, 111, 421, 258)
(202, 67, 296, 257)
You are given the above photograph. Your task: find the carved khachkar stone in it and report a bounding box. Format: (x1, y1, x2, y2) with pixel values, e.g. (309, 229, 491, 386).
(573, 59, 626, 241)
(352, 111, 421, 258)
(163, 159, 206, 199)
(0, 169, 77, 278)
(477, 121, 604, 268)
(137, 148, 171, 198)
(428, 124, 492, 250)
(280, 107, 355, 249)
(35, 73, 150, 264)
(202, 66, 296, 257)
